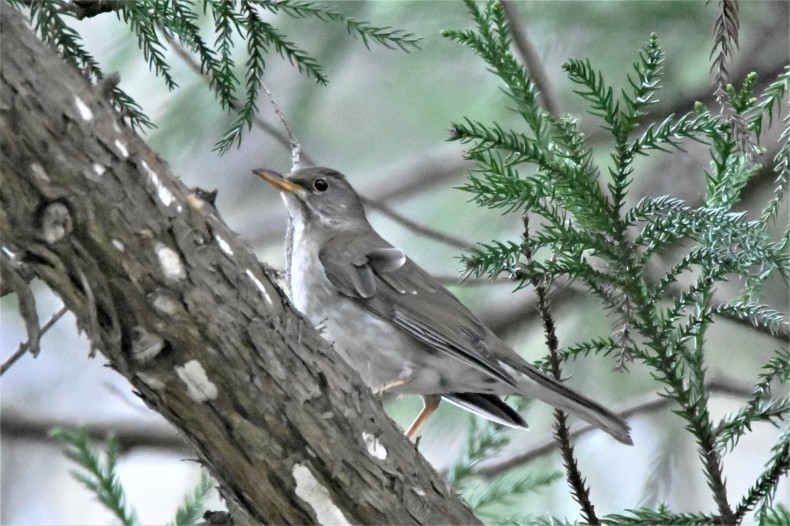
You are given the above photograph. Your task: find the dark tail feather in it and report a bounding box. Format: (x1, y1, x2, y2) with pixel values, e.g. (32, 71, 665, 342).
(443, 393, 528, 429)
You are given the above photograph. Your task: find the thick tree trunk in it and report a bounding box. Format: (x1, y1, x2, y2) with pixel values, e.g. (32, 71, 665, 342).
(0, 7, 480, 524)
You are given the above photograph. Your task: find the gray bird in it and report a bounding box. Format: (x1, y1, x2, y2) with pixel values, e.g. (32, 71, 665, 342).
(255, 166, 632, 445)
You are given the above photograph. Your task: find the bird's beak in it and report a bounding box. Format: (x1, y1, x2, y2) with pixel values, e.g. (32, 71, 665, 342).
(253, 168, 304, 194)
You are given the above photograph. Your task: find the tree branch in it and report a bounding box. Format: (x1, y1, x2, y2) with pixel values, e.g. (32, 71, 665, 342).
(0, 8, 480, 524)
(169, 39, 316, 167)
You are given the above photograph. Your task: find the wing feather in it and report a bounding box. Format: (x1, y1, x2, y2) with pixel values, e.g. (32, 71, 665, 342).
(319, 236, 517, 388)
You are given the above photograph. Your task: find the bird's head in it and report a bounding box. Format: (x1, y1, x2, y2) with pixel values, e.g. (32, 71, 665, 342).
(254, 167, 368, 232)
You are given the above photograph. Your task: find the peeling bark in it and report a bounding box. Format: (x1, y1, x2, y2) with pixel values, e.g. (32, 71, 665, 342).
(0, 8, 480, 525)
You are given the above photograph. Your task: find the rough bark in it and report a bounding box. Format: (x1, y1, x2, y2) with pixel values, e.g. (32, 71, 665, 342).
(0, 7, 480, 525)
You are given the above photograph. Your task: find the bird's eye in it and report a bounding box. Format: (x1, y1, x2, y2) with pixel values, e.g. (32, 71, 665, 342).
(313, 178, 328, 192)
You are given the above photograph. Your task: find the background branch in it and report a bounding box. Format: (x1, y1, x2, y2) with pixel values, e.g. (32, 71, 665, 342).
(501, 0, 559, 116)
(1, 409, 189, 452)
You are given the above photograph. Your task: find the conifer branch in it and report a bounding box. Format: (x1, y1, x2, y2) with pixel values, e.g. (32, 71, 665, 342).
(709, 0, 758, 159)
(171, 470, 215, 526)
(261, 0, 422, 51)
(10, 0, 419, 152)
(521, 215, 599, 524)
(49, 428, 138, 526)
(445, 2, 787, 521)
(733, 427, 790, 522)
(21, 0, 153, 129)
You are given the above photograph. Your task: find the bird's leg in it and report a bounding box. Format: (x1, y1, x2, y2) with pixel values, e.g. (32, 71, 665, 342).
(405, 395, 441, 440)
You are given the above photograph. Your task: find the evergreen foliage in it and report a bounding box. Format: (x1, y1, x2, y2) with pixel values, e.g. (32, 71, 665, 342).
(448, 416, 562, 523)
(171, 470, 215, 526)
(9, 0, 420, 152)
(49, 428, 139, 526)
(49, 427, 215, 526)
(444, 0, 789, 523)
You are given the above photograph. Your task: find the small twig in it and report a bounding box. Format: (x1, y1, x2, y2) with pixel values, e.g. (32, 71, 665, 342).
(520, 215, 598, 524)
(367, 147, 470, 203)
(474, 374, 754, 478)
(500, 0, 559, 116)
(94, 71, 121, 100)
(480, 277, 790, 347)
(1, 407, 189, 451)
(260, 80, 301, 170)
(247, 146, 470, 247)
(1, 305, 68, 375)
(362, 197, 469, 250)
(434, 274, 514, 286)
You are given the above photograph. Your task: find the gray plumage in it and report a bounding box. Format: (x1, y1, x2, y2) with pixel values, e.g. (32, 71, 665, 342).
(256, 166, 632, 445)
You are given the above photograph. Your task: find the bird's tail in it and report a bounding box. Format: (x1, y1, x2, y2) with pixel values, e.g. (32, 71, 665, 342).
(443, 392, 529, 429)
(517, 369, 633, 445)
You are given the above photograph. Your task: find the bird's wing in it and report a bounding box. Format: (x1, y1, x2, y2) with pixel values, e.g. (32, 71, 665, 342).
(318, 236, 518, 388)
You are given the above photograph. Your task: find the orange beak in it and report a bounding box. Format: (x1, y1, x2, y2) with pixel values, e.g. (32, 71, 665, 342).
(253, 169, 303, 194)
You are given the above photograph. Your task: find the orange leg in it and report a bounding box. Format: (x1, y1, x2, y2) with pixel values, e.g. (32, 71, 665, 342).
(405, 395, 441, 441)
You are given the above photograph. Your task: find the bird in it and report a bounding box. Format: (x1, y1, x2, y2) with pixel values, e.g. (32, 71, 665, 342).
(255, 166, 632, 445)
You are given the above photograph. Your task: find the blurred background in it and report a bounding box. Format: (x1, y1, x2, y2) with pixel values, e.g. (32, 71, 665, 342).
(2, 1, 788, 523)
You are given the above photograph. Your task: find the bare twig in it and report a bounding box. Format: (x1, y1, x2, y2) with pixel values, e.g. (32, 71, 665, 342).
(1, 305, 68, 375)
(434, 274, 514, 286)
(362, 197, 469, 250)
(260, 80, 301, 170)
(247, 145, 470, 247)
(478, 276, 788, 346)
(367, 146, 470, 203)
(520, 215, 598, 524)
(501, 0, 559, 116)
